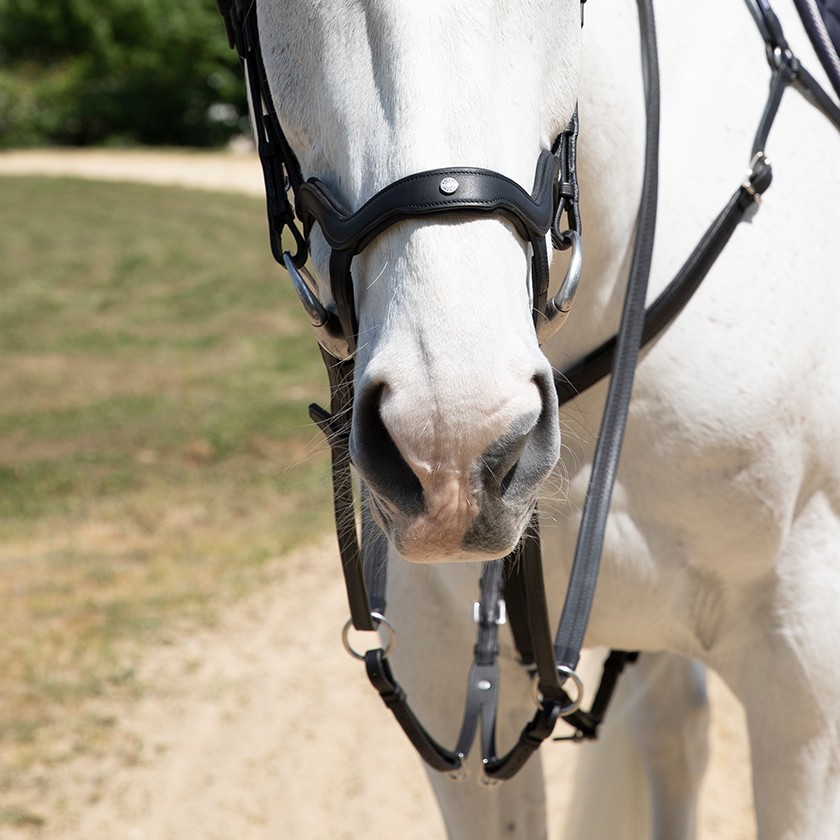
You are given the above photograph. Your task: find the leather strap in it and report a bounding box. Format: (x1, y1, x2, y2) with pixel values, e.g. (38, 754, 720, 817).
(308, 350, 376, 632)
(554, 9, 840, 407)
(792, 0, 840, 99)
(554, 178, 769, 405)
(365, 650, 462, 772)
(301, 151, 562, 353)
(298, 151, 560, 254)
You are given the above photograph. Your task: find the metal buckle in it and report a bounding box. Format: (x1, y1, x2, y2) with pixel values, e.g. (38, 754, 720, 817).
(472, 599, 507, 625)
(742, 151, 769, 205)
(341, 612, 396, 661)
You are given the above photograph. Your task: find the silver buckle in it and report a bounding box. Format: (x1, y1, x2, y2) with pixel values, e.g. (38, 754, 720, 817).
(742, 151, 769, 205)
(472, 599, 507, 625)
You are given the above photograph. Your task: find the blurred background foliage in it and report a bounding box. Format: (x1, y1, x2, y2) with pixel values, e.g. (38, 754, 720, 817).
(0, 0, 247, 147)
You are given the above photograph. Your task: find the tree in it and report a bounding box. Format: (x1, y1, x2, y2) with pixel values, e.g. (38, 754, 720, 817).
(0, 0, 247, 147)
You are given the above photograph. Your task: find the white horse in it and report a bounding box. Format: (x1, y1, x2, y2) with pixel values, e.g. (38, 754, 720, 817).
(258, 0, 840, 837)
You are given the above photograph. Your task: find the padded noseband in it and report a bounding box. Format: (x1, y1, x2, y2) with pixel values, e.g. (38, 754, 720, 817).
(298, 150, 562, 353)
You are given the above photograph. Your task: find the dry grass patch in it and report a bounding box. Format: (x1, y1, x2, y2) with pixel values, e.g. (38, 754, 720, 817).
(0, 175, 333, 813)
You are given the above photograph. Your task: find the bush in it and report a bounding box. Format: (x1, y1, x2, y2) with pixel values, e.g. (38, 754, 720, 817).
(0, 0, 247, 147)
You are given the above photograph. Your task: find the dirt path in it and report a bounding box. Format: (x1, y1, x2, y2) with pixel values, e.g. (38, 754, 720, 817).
(1, 151, 756, 839)
(0, 148, 265, 195)
(22, 540, 445, 840)
(11, 538, 755, 840)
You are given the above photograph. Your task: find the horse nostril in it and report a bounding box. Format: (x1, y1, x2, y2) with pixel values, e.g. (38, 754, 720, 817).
(483, 372, 560, 502)
(350, 383, 425, 517)
(482, 426, 533, 496)
(499, 455, 523, 496)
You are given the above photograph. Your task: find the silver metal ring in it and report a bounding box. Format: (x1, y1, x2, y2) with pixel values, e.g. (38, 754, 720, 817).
(531, 665, 585, 716)
(538, 229, 583, 341)
(555, 665, 584, 716)
(341, 612, 396, 661)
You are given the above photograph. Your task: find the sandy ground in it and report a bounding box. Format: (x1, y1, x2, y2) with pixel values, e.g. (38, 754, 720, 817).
(1, 150, 757, 839)
(0, 147, 265, 196)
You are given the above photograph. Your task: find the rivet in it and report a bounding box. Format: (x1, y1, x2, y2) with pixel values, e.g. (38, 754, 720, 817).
(439, 177, 459, 195)
(477, 679, 492, 691)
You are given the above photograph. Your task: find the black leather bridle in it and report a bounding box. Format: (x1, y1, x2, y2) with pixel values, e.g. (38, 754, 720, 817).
(217, 0, 840, 782)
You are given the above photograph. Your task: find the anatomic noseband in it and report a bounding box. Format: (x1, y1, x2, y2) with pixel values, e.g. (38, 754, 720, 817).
(297, 148, 566, 355)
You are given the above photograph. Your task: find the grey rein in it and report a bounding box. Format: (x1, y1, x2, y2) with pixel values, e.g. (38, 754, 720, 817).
(216, 0, 840, 781)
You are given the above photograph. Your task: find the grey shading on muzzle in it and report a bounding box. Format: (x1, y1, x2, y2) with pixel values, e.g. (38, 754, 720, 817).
(462, 372, 561, 555)
(351, 370, 560, 556)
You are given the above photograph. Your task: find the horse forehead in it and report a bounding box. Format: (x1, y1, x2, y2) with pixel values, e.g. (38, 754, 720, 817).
(259, 0, 580, 193)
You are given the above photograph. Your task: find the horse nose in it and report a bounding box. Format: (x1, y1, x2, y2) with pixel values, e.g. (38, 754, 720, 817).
(350, 371, 560, 559)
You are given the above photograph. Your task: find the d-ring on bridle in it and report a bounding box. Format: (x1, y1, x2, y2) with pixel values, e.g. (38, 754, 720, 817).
(216, 0, 840, 782)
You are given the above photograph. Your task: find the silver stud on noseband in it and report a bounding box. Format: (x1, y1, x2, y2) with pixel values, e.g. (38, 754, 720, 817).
(439, 176, 460, 195)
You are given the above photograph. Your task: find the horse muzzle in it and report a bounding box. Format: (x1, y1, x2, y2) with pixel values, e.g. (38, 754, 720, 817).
(350, 369, 560, 562)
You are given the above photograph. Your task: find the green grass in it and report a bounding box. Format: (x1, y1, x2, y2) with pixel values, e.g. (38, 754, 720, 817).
(0, 175, 334, 785)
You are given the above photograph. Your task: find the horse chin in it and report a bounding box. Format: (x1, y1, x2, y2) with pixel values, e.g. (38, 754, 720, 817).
(393, 534, 522, 564)
(398, 546, 516, 565)
(369, 490, 532, 564)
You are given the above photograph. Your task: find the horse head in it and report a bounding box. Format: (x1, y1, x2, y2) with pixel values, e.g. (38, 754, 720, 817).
(259, 0, 582, 562)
